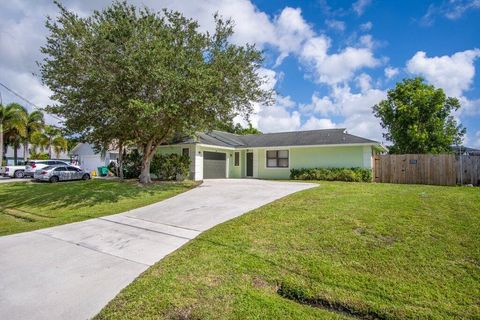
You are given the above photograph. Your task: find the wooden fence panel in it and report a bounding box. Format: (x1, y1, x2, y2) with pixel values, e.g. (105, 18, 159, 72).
(457, 155, 480, 186)
(373, 154, 479, 186)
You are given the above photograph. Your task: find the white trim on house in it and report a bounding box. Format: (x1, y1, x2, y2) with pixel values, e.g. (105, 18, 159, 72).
(253, 149, 258, 178)
(194, 144, 203, 180)
(163, 142, 386, 152)
(196, 143, 236, 151)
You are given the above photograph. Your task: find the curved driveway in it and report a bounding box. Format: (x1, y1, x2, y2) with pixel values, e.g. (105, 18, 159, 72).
(0, 179, 315, 320)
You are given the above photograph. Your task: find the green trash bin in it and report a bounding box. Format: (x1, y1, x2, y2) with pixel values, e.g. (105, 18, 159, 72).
(98, 166, 109, 177)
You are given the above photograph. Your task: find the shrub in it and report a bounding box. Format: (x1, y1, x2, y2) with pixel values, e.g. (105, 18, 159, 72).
(290, 167, 372, 182)
(107, 161, 118, 176)
(29, 151, 49, 160)
(150, 153, 190, 181)
(122, 149, 142, 179)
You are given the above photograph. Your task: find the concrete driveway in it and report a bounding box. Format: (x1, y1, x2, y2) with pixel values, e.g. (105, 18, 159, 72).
(0, 179, 315, 320)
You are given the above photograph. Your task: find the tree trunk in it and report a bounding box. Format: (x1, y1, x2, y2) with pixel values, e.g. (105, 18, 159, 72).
(13, 144, 18, 165)
(0, 123, 3, 166)
(138, 141, 157, 184)
(118, 140, 124, 179)
(24, 142, 28, 162)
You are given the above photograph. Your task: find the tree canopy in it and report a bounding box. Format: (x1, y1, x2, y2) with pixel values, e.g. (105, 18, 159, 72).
(40, 1, 272, 183)
(373, 78, 465, 154)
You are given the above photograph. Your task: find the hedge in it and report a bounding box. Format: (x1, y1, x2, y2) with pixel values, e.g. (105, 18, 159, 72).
(290, 167, 372, 182)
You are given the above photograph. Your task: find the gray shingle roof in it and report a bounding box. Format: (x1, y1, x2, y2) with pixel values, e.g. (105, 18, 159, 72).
(179, 129, 379, 148)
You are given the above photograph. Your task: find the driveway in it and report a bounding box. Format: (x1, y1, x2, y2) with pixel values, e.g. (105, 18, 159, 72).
(0, 179, 315, 320)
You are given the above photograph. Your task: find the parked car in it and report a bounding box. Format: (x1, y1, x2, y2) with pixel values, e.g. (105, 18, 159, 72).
(24, 160, 75, 178)
(0, 164, 26, 178)
(34, 165, 91, 183)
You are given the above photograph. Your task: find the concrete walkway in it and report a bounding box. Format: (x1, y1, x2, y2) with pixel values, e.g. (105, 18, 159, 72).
(0, 179, 315, 320)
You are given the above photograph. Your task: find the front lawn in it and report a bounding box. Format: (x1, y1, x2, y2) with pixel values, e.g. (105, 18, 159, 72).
(97, 182, 480, 319)
(0, 179, 198, 236)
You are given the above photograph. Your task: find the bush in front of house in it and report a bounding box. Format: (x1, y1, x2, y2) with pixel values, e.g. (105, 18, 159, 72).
(150, 153, 190, 181)
(290, 167, 372, 182)
(122, 149, 143, 179)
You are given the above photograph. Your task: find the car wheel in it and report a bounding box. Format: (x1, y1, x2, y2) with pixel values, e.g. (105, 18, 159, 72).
(82, 174, 90, 180)
(14, 170, 25, 179)
(49, 176, 59, 183)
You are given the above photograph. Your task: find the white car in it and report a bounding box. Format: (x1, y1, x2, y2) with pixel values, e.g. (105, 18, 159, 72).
(0, 164, 26, 178)
(24, 160, 76, 178)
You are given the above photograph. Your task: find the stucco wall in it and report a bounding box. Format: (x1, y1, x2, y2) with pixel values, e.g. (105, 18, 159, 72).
(256, 145, 371, 179)
(159, 144, 373, 180)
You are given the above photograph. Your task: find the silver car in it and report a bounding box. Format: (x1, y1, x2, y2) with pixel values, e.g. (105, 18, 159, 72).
(34, 165, 91, 183)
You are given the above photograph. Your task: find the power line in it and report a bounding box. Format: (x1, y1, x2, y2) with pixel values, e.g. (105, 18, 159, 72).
(0, 81, 63, 121)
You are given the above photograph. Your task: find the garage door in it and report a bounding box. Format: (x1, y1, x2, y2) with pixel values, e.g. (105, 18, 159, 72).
(203, 151, 226, 179)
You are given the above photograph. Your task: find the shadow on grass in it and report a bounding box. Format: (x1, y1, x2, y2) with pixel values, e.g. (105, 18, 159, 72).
(0, 179, 177, 212)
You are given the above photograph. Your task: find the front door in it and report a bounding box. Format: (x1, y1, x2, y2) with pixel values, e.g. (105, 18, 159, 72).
(246, 152, 253, 177)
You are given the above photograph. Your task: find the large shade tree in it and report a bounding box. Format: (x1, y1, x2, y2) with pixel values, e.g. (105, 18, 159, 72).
(40, 2, 272, 183)
(373, 78, 465, 154)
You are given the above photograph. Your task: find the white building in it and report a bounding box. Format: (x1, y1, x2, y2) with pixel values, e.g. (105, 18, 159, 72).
(3, 146, 70, 165)
(69, 143, 119, 174)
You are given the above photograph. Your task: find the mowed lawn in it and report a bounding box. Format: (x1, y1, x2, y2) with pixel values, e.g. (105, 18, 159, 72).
(0, 179, 198, 236)
(97, 182, 480, 320)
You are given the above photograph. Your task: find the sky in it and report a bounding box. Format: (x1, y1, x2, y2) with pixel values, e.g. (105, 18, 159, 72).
(0, 0, 479, 147)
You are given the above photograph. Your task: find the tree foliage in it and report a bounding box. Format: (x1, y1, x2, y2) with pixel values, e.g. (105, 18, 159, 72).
(40, 1, 272, 183)
(373, 78, 465, 154)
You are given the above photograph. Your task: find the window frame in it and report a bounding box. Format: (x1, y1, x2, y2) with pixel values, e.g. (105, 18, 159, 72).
(234, 152, 240, 167)
(265, 149, 289, 168)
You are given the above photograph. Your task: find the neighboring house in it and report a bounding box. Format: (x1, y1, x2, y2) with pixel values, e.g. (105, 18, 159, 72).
(2, 146, 69, 165)
(159, 128, 386, 180)
(451, 146, 480, 156)
(70, 143, 119, 174)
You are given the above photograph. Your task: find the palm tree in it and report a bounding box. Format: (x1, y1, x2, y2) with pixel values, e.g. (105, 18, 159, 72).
(36, 125, 68, 159)
(30, 130, 49, 154)
(1, 103, 27, 165)
(23, 111, 45, 161)
(52, 136, 68, 159)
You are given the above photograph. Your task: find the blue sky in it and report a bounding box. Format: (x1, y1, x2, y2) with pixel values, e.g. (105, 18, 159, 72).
(0, 0, 479, 146)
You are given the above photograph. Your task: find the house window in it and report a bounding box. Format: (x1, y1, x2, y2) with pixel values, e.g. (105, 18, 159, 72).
(182, 148, 189, 157)
(234, 152, 240, 166)
(266, 150, 289, 168)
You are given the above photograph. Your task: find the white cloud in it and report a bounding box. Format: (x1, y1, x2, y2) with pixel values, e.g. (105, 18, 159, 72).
(384, 66, 399, 79)
(356, 73, 372, 92)
(420, 0, 480, 25)
(325, 19, 346, 32)
(301, 117, 336, 130)
(406, 49, 480, 97)
(473, 131, 480, 148)
(301, 37, 380, 84)
(352, 0, 372, 16)
(272, 7, 315, 65)
(359, 21, 372, 31)
(301, 84, 387, 140)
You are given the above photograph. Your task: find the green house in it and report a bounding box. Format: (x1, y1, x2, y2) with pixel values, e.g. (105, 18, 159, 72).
(159, 128, 386, 180)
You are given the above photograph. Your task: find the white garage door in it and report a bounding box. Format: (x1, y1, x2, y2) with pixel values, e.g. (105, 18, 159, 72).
(80, 155, 104, 174)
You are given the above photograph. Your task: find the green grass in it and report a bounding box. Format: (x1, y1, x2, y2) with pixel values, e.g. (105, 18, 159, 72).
(96, 182, 480, 320)
(0, 179, 198, 236)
